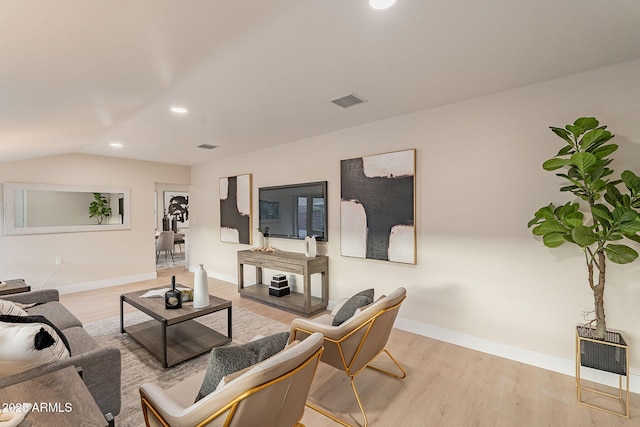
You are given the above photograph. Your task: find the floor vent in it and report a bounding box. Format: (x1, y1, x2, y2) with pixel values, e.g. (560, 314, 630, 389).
(197, 144, 219, 150)
(330, 93, 367, 108)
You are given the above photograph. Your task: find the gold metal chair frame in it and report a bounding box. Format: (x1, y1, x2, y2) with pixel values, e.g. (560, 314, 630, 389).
(292, 298, 407, 427)
(141, 346, 324, 427)
(575, 331, 629, 418)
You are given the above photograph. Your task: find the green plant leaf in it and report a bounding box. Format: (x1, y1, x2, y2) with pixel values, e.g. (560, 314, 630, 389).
(581, 129, 612, 150)
(572, 226, 599, 247)
(619, 220, 640, 234)
(533, 219, 568, 236)
(592, 144, 618, 160)
(556, 145, 574, 156)
(574, 117, 599, 131)
(543, 233, 566, 248)
(543, 158, 571, 171)
(550, 127, 573, 144)
(612, 206, 637, 223)
(591, 204, 612, 221)
(604, 244, 638, 264)
(566, 124, 584, 138)
(570, 152, 596, 175)
(622, 170, 640, 194)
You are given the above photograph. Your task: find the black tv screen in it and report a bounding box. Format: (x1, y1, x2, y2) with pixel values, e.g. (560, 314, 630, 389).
(258, 181, 327, 242)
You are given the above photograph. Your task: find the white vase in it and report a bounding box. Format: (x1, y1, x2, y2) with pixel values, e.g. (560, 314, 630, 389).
(193, 264, 210, 308)
(256, 231, 265, 248)
(305, 235, 317, 257)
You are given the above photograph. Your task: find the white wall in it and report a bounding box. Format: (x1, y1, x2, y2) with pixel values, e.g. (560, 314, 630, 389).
(0, 153, 190, 292)
(190, 59, 640, 387)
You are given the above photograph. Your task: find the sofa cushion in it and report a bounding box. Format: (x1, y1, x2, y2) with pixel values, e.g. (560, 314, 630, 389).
(332, 289, 374, 326)
(195, 332, 290, 402)
(0, 299, 28, 316)
(0, 315, 71, 376)
(26, 302, 83, 330)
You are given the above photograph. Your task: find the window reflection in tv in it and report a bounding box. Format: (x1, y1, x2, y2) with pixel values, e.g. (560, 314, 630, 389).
(258, 181, 327, 241)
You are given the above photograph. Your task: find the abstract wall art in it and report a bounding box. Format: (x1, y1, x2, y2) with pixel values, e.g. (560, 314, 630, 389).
(164, 191, 189, 228)
(340, 149, 415, 264)
(220, 174, 252, 244)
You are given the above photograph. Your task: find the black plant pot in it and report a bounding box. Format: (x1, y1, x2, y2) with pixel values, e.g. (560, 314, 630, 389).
(576, 326, 627, 375)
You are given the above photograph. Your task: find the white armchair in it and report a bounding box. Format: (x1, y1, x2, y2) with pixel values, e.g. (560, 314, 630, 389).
(290, 287, 407, 427)
(139, 332, 324, 427)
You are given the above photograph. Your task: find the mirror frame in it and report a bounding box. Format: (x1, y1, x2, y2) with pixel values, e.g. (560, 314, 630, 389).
(3, 182, 131, 235)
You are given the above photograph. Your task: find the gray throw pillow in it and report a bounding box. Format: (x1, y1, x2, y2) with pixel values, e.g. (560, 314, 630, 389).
(332, 288, 374, 326)
(195, 331, 290, 402)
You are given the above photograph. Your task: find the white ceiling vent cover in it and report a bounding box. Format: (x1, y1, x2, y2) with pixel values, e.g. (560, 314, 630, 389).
(330, 93, 367, 108)
(197, 144, 219, 150)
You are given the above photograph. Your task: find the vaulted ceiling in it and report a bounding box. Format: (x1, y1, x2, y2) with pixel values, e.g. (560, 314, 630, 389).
(3, 0, 640, 165)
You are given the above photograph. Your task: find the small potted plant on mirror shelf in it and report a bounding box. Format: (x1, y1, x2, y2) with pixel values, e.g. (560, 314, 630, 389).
(528, 117, 640, 390)
(89, 192, 112, 225)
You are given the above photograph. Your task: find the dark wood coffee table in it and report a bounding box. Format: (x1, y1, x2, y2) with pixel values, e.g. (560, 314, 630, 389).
(0, 365, 109, 426)
(0, 278, 31, 296)
(120, 289, 232, 368)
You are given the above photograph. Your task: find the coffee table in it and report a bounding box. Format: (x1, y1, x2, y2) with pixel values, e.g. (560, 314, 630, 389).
(0, 365, 109, 426)
(0, 278, 31, 296)
(120, 289, 232, 368)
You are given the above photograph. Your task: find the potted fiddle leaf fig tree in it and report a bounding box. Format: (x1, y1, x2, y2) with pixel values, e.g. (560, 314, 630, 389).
(528, 117, 640, 341)
(89, 192, 112, 225)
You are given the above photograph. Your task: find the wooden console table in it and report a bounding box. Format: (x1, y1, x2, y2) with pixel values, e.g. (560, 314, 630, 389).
(237, 250, 328, 316)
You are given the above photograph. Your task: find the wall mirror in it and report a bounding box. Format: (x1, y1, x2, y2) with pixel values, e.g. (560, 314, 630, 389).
(3, 182, 131, 235)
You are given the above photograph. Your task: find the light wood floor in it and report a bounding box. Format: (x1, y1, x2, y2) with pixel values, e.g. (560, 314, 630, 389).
(60, 267, 639, 426)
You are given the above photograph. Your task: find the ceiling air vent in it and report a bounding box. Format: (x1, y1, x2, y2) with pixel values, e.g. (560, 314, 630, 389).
(197, 144, 218, 150)
(330, 93, 367, 108)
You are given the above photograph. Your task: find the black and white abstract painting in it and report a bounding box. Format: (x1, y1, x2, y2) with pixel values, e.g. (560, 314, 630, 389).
(340, 149, 415, 264)
(164, 191, 189, 228)
(220, 174, 252, 244)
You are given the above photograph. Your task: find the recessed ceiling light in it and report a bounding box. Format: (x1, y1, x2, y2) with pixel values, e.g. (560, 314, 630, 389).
(369, 0, 396, 9)
(170, 106, 188, 113)
(110, 142, 123, 148)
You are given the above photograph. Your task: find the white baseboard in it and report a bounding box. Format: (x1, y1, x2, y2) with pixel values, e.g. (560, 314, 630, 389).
(394, 317, 639, 394)
(188, 264, 236, 285)
(55, 272, 158, 295)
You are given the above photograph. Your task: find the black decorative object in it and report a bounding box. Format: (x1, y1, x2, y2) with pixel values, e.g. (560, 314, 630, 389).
(165, 276, 182, 309)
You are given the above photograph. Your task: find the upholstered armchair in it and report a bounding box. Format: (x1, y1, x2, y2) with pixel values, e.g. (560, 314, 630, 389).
(289, 287, 407, 427)
(139, 332, 324, 427)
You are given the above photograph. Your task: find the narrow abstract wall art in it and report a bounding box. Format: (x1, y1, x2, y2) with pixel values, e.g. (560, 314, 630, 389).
(340, 149, 415, 264)
(164, 191, 189, 228)
(220, 174, 252, 244)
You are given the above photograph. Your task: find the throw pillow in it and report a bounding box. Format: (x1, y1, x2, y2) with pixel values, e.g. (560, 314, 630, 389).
(332, 288, 374, 326)
(0, 315, 71, 377)
(195, 331, 290, 402)
(0, 299, 28, 316)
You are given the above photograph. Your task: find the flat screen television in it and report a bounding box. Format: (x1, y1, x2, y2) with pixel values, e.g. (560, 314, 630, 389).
(258, 181, 327, 242)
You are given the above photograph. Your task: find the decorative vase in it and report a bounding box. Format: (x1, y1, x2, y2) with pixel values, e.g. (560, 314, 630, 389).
(305, 235, 317, 258)
(171, 217, 178, 232)
(256, 231, 265, 248)
(162, 216, 170, 231)
(193, 264, 210, 308)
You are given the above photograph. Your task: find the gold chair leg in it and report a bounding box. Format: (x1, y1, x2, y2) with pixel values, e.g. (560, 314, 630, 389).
(366, 349, 407, 379)
(305, 376, 368, 427)
(306, 401, 353, 427)
(305, 349, 406, 427)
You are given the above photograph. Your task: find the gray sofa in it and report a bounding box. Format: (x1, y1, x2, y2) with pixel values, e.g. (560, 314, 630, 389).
(0, 289, 121, 419)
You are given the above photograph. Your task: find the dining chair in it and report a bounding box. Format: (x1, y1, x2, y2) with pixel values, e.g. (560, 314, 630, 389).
(155, 231, 175, 263)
